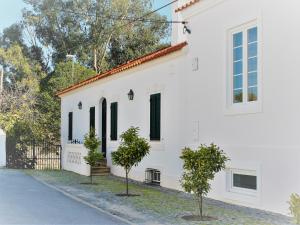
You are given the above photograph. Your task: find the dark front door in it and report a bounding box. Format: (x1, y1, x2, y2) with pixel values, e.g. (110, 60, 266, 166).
(101, 99, 107, 157)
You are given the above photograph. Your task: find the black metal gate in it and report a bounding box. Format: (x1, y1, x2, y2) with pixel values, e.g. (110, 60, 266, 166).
(6, 138, 61, 170)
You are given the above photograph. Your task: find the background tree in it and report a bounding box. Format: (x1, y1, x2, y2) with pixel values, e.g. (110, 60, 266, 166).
(180, 144, 229, 220)
(0, 0, 170, 146)
(0, 44, 44, 142)
(22, 0, 169, 71)
(83, 129, 103, 184)
(111, 127, 150, 196)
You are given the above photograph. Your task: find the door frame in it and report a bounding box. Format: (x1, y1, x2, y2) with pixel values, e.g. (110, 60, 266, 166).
(99, 98, 107, 157)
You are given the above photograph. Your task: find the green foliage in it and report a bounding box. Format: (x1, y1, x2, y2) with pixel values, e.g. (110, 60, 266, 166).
(289, 193, 300, 224)
(0, 44, 45, 141)
(0, 0, 170, 147)
(46, 62, 95, 93)
(180, 144, 229, 218)
(23, 0, 169, 71)
(83, 129, 103, 184)
(83, 129, 103, 167)
(111, 127, 150, 195)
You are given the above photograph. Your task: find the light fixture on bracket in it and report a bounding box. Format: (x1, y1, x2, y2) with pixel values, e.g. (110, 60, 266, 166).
(78, 101, 82, 110)
(182, 21, 191, 34)
(128, 89, 134, 101)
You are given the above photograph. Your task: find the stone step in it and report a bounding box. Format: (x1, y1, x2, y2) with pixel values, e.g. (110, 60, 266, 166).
(92, 168, 110, 173)
(92, 172, 110, 176)
(92, 166, 109, 169)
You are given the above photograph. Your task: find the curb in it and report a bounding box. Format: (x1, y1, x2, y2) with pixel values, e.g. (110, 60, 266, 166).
(30, 175, 135, 225)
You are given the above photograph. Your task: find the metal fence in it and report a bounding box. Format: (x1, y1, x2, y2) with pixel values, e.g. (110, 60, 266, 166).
(6, 139, 61, 170)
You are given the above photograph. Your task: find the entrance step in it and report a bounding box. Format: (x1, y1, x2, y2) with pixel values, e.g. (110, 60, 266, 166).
(92, 159, 110, 176)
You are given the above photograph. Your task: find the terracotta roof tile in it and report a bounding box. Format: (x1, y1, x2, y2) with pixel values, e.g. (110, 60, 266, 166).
(57, 42, 188, 96)
(175, 0, 200, 12)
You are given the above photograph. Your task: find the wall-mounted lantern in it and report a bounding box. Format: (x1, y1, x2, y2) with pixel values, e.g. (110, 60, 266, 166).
(78, 101, 82, 110)
(128, 89, 134, 101)
(182, 22, 191, 34)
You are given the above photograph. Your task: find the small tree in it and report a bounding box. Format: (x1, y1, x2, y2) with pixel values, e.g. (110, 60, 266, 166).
(289, 193, 300, 224)
(83, 129, 103, 184)
(180, 143, 229, 220)
(111, 127, 150, 196)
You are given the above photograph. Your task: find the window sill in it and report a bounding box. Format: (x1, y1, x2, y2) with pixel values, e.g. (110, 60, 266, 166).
(150, 140, 165, 151)
(224, 101, 262, 116)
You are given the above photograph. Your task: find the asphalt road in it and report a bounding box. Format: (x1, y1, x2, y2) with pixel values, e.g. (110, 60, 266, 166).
(0, 169, 128, 225)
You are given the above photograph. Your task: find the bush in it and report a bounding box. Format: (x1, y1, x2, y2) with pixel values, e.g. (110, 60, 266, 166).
(180, 143, 229, 220)
(289, 193, 300, 224)
(111, 127, 150, 195)
(83, 129, 103, 184)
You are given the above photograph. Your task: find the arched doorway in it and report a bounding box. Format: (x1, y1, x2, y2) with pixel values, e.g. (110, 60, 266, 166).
(100, 98, 107, 157)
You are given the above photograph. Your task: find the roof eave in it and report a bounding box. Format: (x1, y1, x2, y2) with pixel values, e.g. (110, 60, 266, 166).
(56, 42, 188, 97)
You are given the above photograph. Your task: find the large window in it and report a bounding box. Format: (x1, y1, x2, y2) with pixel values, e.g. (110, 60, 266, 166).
(68, 112, 73, 141)
(89, 106, 95, 131)
(110, 102, 118, 141)
(232, 25, 258, 104)
(150, 93, 161, 141)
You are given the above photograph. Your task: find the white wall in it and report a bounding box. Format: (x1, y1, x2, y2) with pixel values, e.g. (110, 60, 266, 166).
(61, 50, 187, 189)
(0, 129, 6, 167)
(60, 0, 300, 215)
(63, 144, 90, 176)
(178, 0, 300, 214)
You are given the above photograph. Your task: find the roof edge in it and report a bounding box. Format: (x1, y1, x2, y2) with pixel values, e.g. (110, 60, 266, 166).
(57, 42, 188, 97)
(175, 0, 200, 13)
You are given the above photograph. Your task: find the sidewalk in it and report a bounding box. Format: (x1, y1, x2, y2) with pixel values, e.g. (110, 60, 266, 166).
(24, 170, 295, 225)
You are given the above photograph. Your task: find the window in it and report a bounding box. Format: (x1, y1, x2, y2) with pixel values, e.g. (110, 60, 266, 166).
(228, 168, 258, 195)
(150, 93, 161, 141)
(68, 112, 73, 141)
(233, 173, 257, 190)
(89, 107, 95, 131)
(145, 168, 161, 185)
(231, 25, 258, 104)
(110, 102, 118, 141)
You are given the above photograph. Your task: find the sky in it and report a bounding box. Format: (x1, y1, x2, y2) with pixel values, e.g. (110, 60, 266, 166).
(0, 0, 171, 33)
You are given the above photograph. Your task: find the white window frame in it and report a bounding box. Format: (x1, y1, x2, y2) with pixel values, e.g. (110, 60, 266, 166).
(228, 168, 258, 196)
(225, 20, 262, 115)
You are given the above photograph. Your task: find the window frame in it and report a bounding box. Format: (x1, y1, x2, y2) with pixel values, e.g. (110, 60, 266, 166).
(150, 93, 161, 141)
(225, 20, 262, 115)
(229, 168, 258, 196)
(89, 106, 95, 131)
(110, 102, 118, 141)
(68, 112, 73, 141)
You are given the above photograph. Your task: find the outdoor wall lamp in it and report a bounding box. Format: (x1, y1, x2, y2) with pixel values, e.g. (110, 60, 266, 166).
(78, 101, 82, 109)
(182, 21, 191, 34)
(128, 89, 134, 101)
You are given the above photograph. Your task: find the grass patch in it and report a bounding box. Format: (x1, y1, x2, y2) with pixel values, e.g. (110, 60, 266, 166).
(23, 170, 284, 225)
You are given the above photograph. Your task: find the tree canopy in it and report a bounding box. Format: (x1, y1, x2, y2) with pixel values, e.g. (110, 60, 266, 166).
(0, 0, 170, 143)
(180, 144, 229, 219)
(22, 0, 169, 72)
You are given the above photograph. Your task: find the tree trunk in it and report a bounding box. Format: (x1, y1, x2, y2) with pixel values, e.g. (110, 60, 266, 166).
(94, 48, 98, 73)
(197, 193, 203, 219)
(90, 166, 93, 184)
(126, 169, 129, 196)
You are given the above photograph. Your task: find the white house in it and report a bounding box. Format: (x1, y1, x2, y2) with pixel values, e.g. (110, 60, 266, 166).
(58, 0, 300, 215)
(0, 128, 6, 167)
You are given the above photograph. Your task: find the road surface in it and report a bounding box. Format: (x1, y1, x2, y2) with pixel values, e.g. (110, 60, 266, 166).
(0, 169, 128, 225)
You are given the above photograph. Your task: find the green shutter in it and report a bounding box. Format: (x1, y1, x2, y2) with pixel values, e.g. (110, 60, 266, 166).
(150, 93, 161, 140)
(110, 102, 118, 140)
(68, 112, 73, 141)
(89, 107, 95, 131)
